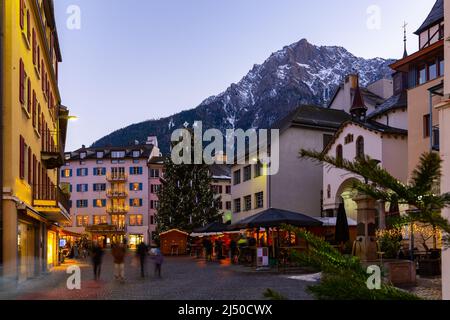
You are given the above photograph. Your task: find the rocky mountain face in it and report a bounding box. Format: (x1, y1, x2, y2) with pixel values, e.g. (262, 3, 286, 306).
(91, 39, 395, 154)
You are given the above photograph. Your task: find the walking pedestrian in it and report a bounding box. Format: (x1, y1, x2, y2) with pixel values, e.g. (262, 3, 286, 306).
(136, 241, 148, 278)
(230, 239, 238, 264)
(112, 242, 126, 282)
(91, 241, 104, 281)
(152, 248, 164, 278)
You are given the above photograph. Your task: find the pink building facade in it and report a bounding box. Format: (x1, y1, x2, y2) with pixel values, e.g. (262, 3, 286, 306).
(61, 139, 160, 248)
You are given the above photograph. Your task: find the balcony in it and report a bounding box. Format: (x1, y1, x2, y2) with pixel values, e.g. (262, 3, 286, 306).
(41, 131, 65, 170)
(85, 224, 127, 234)
(32, 185, 71, 222)
(106, 206, 129, 214)
(106, 190, 128, 198)
(106, 173, 128, 182)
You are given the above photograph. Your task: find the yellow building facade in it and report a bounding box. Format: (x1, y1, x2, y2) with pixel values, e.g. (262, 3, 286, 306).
(1, 0, 70, 284)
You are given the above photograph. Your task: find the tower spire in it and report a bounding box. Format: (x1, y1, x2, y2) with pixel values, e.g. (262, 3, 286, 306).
(403, 21, 408, 58)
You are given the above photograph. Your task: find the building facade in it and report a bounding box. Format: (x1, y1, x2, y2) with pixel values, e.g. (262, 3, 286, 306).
(1, 0, 70, 284)
(61, 141, 160, 248)
(231, 105, 350, 223)
(148, 156, 163, 245)
(323, 74, 408, 221)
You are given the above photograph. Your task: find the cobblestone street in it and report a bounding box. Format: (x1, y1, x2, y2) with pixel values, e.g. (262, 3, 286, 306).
(0, 252, 312, 300)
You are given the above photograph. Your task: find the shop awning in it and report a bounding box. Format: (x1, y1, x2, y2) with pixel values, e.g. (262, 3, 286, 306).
(229, 208, 323, 230)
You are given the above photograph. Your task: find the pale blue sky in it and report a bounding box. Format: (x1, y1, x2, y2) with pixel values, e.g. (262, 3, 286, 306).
(53, 0, 436, 151)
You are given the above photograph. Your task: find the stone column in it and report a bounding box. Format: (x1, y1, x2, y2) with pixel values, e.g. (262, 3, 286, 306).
(353, 193, 378, 262)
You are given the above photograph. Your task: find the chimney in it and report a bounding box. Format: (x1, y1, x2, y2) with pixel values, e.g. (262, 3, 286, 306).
(82, 144, 86, 149)
(346, 74, 359, 90)
(146, 136, 158, 147)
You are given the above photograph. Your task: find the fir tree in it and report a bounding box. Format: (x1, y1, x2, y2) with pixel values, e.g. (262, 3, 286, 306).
(156, 131, 222, 233)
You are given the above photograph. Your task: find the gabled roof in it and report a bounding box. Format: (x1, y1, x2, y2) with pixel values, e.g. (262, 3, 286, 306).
(368, 91, 407, 120)
(66, 144, 154, 161)
(159, 229, 189, 236)
(327, 85, 385, 109)
(272, 105, 351, 133)
(415, 0, 444, 35)
(323, 119, 407, 154)
(148, 156, 166, 165)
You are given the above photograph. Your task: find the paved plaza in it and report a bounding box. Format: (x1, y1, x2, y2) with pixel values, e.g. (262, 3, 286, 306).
(0, 252, 312, 300)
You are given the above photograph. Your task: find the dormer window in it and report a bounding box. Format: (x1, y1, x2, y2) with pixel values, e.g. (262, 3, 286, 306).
(132, 150, 140, 158)
(96, 151, 104, 159)
(64, 153, 71, 160)
(111, 151, 125, 159)
(80, 152, 87, 160)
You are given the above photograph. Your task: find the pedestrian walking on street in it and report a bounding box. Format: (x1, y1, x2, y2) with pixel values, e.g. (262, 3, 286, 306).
(112, 242, 126, 282)
(152, 248, 164, 278)
(91, 241, 104, 281)
(136, 241, 148, 278)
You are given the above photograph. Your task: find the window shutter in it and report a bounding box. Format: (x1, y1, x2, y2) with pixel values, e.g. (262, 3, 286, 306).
(76, 184, 81, 192)
(69, 169, 72, 177)
(139, 183, 143, 191)
(32, 29, 36, 65)
(129, 199, 133, 207)
(93, 200, 96, 207)
(27, 79, 31, 112)
(129, 183, 133, 191)
(27, 10, 30, 41)
(76, 168, 80, 176)
(139, 199, 143, 207)
(37, 47, 40, 71)
(129, 167, 133, 175)
(102, 168, 106, 175)
(102, 200, 106, 207)
(139, 167, 143, 175)
(27, 147, 32, 185)
(32, 90, 36, 127)
(19, 136, 25, 179)
(20, 0, 24, 29)
(19, 59, 25, 104)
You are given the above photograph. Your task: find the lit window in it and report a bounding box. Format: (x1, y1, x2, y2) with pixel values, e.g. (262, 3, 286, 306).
(356, 136, 364, 159)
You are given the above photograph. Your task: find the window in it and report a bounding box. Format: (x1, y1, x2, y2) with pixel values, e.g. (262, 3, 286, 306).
(226, 186, 231, 194)
(93, 216, 107, 225)
(234, 198, 241, 213)
(96, 151, 104, 159)
(423, 114, 431, 138)
(255, 192, 264, 209)
(132, 150, 140, 158)
(76, 184, 88, 192)
(111, 215, 126, 228)
(344, 134, 354, 144)
(336, 145, 343, 162)
(217, 201, 223, 210)
(130, 183, 143, 191)
(93, 199, 106, 208)
(150, 215, 155, 225)
(150, 200, 160, 210)
(130, 167, 143, 175)
(76, 215, 89, 227)
(93, 167, 106, 176)
(76, 200, 88, 208)
(93, 183, 106, 192)
(80, 152, 87, 160)
(356, 136, 364, 159)
(233, 170, 241, 185)
(226, 201, 232, 210)
(243, 166, 252, 182)
(129, 215, 144, 226)
(254, 162, 262, 178)
(19, 136, 26, 179)
(61, 169, 72, 178)
(418, 66, 427, 85)
(111, 151, 125, 159)
(429, 62, 437, 81)
(244, 195, 252, 211)
(76, 168, 88, 176)
(150, 184, 161, 194)
(130, 198, 143, 207)
(150, 169, 160, 178)
(439, 58, 445, 77)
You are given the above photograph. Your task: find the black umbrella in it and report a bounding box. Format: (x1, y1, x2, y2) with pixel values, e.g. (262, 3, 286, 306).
(193, 222, 229, 233)
(229, 208, 323, 230)
(335, 202, 350, 244)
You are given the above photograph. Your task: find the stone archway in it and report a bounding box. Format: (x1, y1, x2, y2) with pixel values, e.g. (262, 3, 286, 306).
(335, 178, 359, 221)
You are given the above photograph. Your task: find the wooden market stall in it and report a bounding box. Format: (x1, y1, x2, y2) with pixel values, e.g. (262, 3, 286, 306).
(159, 229, 189, 255)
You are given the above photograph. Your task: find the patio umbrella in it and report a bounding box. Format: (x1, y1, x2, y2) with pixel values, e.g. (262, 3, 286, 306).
(335, 202, 350, 244)
(228, 208, 323, 230)
(193, 222, 230, 234)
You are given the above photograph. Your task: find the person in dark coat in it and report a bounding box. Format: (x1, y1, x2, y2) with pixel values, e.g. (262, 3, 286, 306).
(91, 241, 104, 281)
(229, 239, 238, 264)
(137, 242, 148, 278)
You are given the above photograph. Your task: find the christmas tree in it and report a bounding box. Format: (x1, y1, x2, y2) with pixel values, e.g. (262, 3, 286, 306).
(156, 130, 222, 233)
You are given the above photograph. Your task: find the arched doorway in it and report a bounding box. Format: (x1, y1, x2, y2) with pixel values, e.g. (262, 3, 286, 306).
(335, 178, 359, 221)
